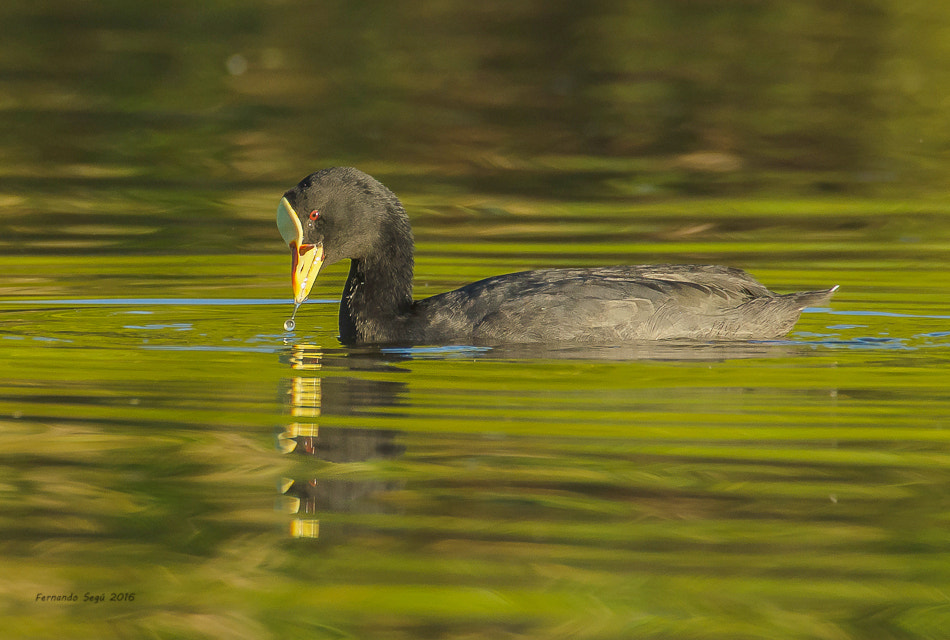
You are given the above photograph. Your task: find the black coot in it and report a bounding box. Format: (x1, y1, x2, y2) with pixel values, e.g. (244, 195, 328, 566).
(276, 167, 836, 345)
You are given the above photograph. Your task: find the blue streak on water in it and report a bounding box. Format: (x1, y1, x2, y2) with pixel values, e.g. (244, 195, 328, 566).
(139, 344, 284, 353)
(1, 301, 945, 319)
(124, 323, 193, 331)
(823, 309, 950, 320)
(0, 298, 336, 306)
(381, 345, 493, 358)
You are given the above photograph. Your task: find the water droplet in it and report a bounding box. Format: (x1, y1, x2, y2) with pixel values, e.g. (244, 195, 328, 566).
(283, 302, 301, 332)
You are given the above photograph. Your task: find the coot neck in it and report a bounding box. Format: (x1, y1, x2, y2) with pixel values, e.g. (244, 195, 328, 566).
(339, 211, 415, 344)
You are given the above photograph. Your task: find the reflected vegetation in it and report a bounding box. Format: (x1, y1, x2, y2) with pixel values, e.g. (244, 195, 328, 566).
(0, 297, 948, 639)
(3, 1, 950, 256)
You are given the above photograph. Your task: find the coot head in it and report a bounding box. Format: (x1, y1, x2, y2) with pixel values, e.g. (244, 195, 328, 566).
(276, 167, 411, 304)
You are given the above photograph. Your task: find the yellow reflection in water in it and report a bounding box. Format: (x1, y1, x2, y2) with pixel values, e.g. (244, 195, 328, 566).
(278, 344, 324, 538)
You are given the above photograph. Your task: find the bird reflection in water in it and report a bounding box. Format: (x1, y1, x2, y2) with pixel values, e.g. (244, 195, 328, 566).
(276, 344, 406, 538)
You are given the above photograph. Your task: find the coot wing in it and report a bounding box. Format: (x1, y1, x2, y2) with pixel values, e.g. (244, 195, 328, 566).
(416, 265, 797, 343)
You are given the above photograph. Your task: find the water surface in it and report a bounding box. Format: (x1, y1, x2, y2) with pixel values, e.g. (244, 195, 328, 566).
(3, 1, 950, 639)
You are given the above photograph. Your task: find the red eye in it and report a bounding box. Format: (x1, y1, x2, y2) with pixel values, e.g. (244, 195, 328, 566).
(309, 210, 320, 221)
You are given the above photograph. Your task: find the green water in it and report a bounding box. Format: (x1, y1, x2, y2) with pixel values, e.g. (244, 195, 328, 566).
(3, 1, 950, 639)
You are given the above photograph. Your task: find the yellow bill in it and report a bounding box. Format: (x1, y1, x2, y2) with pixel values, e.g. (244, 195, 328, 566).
(277, 197, 324, 304)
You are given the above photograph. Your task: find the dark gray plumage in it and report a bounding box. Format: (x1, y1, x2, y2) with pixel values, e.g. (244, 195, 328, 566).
(280, 167, 836, 346)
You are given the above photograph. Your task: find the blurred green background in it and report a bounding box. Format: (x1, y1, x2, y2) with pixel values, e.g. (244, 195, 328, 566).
(3, 0, 950, 256)
(3, 3, 950, 640)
